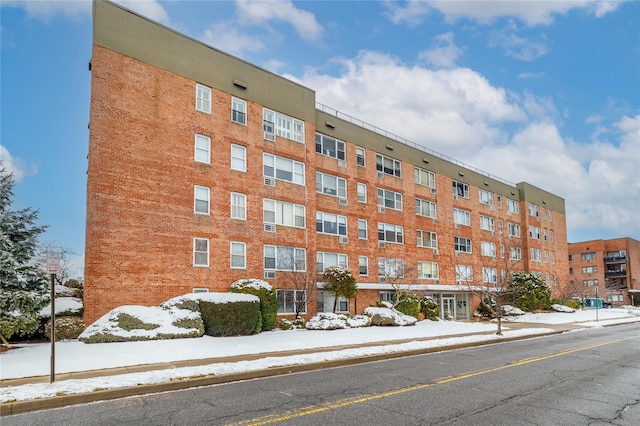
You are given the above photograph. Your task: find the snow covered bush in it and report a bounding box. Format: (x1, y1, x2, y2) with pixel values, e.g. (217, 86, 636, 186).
(39, 297, 83, 318)
(363, 307, 417, 326)
(305, 313, 371, 330)
(278, 318, 306, 330)
(394, 292, 421, 319)
(550, 304, 576, 313)
(45, 316, 85, 341)
(502, 305, 525, 316)
(230, 279, 277, 331)
(197, 293, 261, 337)
(420, 295, 440, 321)
(79, 305, 204, 343)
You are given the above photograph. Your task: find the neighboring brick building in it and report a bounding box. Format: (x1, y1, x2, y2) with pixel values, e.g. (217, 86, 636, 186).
(566, 238, 640, 307)
(84, 0, 569, 324)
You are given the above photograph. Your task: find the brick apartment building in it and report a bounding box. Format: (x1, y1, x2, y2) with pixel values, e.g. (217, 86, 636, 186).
(566, 238, 640, 307)
(84, 0, 569, 324)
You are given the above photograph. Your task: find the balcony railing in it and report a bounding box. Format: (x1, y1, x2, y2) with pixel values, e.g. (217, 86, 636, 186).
(605, 270, 627, 277)
(604, 255, 627, 263)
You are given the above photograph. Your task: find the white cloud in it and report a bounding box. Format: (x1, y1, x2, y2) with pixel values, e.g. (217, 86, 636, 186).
(202, 21, 265, 56)
(384, 0, 432, 26)
(235, 0, 322, 42)
(418, 32, 463, 69)
(488, 22, 549, 61)
(1, 0, 169, 24)
(0, 145, 39, 182)
(517, 72, 545, 80)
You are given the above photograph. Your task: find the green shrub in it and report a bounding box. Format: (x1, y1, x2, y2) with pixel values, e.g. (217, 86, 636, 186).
(199, 300, 260, 336)
(551, 298, 581, 310)
(511, 272, 551, 311)
(230, 279, 277, 331)
(420, 296, 440, 321)
(117, 313, 160, 331)
(279, 318, 306, 330)
(44, 316, 86, 341)
(172, 317, 205, 334)
(395, 292, 421, 319)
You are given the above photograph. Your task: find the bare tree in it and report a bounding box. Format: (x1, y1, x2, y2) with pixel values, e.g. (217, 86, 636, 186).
(379, 259, 417, 308)
(277, 251, 318, 319)
(36, 242, 77, 287)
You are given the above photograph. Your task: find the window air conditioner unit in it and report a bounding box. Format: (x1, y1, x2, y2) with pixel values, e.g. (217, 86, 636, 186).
(378, 206, 385, 213)
(454, 224, 460, 229)
(433, 249, 439, 255)
(264, 271, 276, 279)
(339, 236, 348, 244)
(379, 277, 386, 283)
(263, 131, 275, 142)
(338, 160, 347, 168)
(264, 177, 275, 187)
(378, 241, 386, 248)
(434, 280, 440, 285)
(339, 198, 348, 206)
(491, 231, 496, 236)
(377, 171, 385, 178)
(453, 195, 458, 200)
(490, 205, 495, 211)
(264, 224, 276, 233)
(492, 256, 497, 262)
(431, 188, 437, 194)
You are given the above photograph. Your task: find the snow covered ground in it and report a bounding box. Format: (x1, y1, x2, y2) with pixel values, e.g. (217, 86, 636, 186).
(2, 307, 639, 403)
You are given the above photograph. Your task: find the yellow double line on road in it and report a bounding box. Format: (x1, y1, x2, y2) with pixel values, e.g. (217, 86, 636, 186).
(228, 335, 638, 426)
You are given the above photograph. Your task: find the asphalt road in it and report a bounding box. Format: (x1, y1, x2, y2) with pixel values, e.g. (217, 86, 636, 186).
(4, 323, 639, 426)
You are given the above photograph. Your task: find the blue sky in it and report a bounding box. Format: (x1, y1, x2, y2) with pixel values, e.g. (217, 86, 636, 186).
(1, 0, 639, 273)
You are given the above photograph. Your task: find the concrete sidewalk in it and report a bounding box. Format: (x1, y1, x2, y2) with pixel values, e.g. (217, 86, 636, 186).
(0, 322, 588, 416)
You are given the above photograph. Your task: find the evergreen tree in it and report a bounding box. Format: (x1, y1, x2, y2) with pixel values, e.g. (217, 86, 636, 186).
(323, 266, 357, 313)
(0, 166, 49, 345)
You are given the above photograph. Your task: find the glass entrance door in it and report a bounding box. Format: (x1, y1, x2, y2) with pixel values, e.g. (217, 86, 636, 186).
(442, 294, 455, 319)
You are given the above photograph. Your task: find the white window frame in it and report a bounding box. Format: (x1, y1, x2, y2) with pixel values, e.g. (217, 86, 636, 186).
(193, 238, 209, 267)
(452, 180, 469, 198)
(356, 146, 366, 167)
(230, 241, 246, 269)
(377, 188, 403, 210)
(378, 222, 404, 244)
(263, 108, 304, 143)
(416, 198, 437, 218)
(263, 199, 305, 228)
(455, 236, 472, 253)
(315, 133, 346, 160)
(316, 211, 347, 236)
(480, 215, 495, 232)
(479, 189, 494, 206)
(264, 153, 305, 185)
(231, 144, 246, 172)
(510, 247, 522, 261)
(359, 256, 369, 276)
(508, 223, 521, 238)
(277, 290, 306, 314)
(357, 182, 367, 203)
(481, 241, 497, 257)
(231, 97, 247, 125)
(507, 198, 519, 214)
(414, 167, 436, 188)
(194, 185, 210, 215)
(316, 171, 346, 198)
(528, 202, 539, 218)
(231, 192, 246, 220)
(376, 153, 402, 178)
(264, 245, 306, 272)
(358, 219, 368, 239)
(482, 267, 498, 284)
(456, 265, 473, 282)
(378, 257, 405, 278)
(529, 225, 541, 240)
(416, 230, 437, 249)
(316, 252, 348, 273)
(453, 208, 471, 226)
(195, 134, 211, 164)
(417, 261, 439, 279)
(531, 248, 542, 263)
(196, 83, 211, 114)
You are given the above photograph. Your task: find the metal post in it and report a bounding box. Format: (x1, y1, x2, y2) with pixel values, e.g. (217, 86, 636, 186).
(50, 273, 56, 383)
(595, 285, 598, 324)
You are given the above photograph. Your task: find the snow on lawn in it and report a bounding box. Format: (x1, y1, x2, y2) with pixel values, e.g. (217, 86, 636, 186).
(503, 306, 640, 324)
(38, 297, 83, 318)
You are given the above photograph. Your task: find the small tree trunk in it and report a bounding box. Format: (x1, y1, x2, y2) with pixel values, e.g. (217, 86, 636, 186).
(496, 316, 503, 335)
(333, 296, 338, 313)
(0, 333, 11, 349)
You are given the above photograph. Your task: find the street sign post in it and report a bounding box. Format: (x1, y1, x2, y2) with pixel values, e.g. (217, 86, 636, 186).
(46, 252, 60, 383)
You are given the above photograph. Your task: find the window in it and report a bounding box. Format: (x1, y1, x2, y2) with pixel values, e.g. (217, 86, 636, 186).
(482, 267, 497, 284)
(376, 153, 402, 177)
(231, 97, 246, 124)
(359, 256, 369, 276)
(264, 245, 306, 271)
(416, 230, 437, 249)
(416, 198, 437, 218)
(544, 250, 549, 263)
(263, 108, 304, 143)
(358, 219, 368, 239)
(507, 198, 519, 214)
(581, 252, 597, 261)
(456, 265, 473, 282)
(549, 210, 553, 222)
(479, 189, 493, 206)
(195, 134, 210, 164)
(316, 212, 347, 236)
(480, 215, 495, 232)
(315, 133, 345, 160)
(377, 188, 402, 210)
(230, 242, 246, 269)
(357, 182, 367, 203)
(529, 225, 540, 240)
(194, 185, 210, 214)
(417, 261, 439, 279)
(263, 199, 305, 228)
(510, 247, 522, 261)
(453, 208, 471, 226)
(497, 195, 502, 209)
(378, 222, 404, 244)
(231, 144, 246, 172)
(356, 147, 366, 167)
(551, 251, 555, 264)
(528, 202, 539, 218)
(500, 244, 505, 258)
(379, 291, 394, 303)
(452, 180, 469, 198)
(481, 241, 496, 257)
(231, 192, 246, 220)
(193, 238, 209, 267)
(277, 290, 306, 314)
(583, 279, 598, 287)
(508, 223, 521, 237)
(264, 153, 305, 185)
(543, 229, 548, 241)
(316, 291, 347, 313)
(316, 172, 346, 197)
(196, 84, 211, 113)
(582, 266, 597, 274)
(455, 236, 472, 253)
(542, 208, 547, 221)
(316, 252, 348, 273)
(550, 230, 554, 243)
(378, 257, 404, 278)
(414, 167, 435, 188)
(531, 248, 542, 262)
